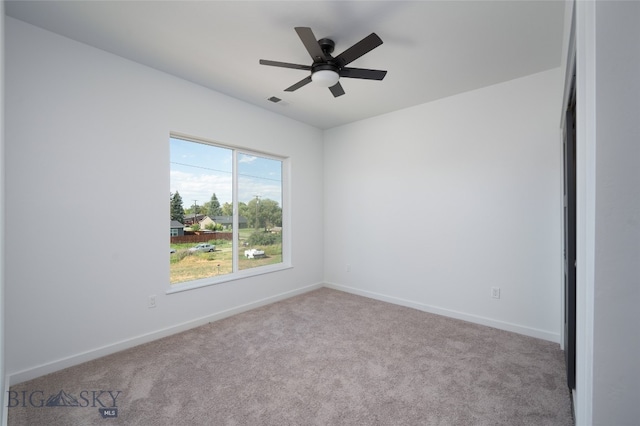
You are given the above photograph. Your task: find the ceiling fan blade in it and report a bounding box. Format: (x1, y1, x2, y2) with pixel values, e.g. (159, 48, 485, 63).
(340, 68, 387, 80)
(259, 59, 312, 71)
(285, 75, 313, 92)
(295, 27, 328, 62)
(329, 82, 345, 98)
(334, 33, 383, 68)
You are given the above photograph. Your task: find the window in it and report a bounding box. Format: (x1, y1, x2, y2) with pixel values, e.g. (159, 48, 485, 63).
(169, 135, 286, 290)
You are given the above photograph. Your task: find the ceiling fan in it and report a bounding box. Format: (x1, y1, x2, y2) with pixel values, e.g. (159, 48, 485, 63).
(259, 27, 387, 98)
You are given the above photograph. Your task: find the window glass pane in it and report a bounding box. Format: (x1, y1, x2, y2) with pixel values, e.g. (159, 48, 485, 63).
(170, 137, 233, 284)
(237, 153, 283, 270)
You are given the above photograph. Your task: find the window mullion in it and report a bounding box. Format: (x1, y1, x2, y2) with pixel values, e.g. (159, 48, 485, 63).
(232, 149, 238, 273)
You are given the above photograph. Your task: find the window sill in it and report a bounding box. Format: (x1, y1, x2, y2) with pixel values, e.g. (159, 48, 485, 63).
(166, 263, 293, 295)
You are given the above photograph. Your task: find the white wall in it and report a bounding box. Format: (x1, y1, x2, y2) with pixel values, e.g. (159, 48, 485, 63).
(1, 2, 7, 422)
(591, 1, 640, 424)
(4, 18, 324, 383)
(324, 68, 564, 342)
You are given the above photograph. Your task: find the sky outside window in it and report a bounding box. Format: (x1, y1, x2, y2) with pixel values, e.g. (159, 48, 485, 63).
(170, 137, 232, 208)
(170, 137, 282, 209)
(238, 153, 282, 206)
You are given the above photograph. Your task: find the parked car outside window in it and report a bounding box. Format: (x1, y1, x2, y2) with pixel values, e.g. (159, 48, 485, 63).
(188, 243, 215, 253)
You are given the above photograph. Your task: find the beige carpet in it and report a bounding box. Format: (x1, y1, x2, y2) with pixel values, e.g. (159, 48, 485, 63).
(8, 288, 573, 425)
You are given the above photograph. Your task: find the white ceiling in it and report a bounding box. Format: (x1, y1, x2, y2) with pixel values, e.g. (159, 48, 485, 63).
(5, 1, 566, 129)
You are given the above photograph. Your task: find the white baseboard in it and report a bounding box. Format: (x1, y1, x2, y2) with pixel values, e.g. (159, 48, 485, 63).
(324, 282, 561, 343)
(8, 283, 323, 386)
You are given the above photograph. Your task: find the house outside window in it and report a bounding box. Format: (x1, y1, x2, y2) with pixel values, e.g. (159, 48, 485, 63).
(170, 220, 184, 237)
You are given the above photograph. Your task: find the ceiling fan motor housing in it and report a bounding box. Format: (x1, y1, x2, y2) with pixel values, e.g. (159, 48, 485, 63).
(312, 62, 339, 74)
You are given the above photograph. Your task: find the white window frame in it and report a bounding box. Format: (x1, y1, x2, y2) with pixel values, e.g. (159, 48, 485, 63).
(167, 134, 291, 295)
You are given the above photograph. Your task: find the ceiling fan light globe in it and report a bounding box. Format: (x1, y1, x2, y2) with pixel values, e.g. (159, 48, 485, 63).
(312, 70, 340, 87)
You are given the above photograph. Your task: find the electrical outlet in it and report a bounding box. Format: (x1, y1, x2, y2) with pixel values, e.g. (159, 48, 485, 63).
(148, 295, 157, 308)
(491, 287, 501, 299)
